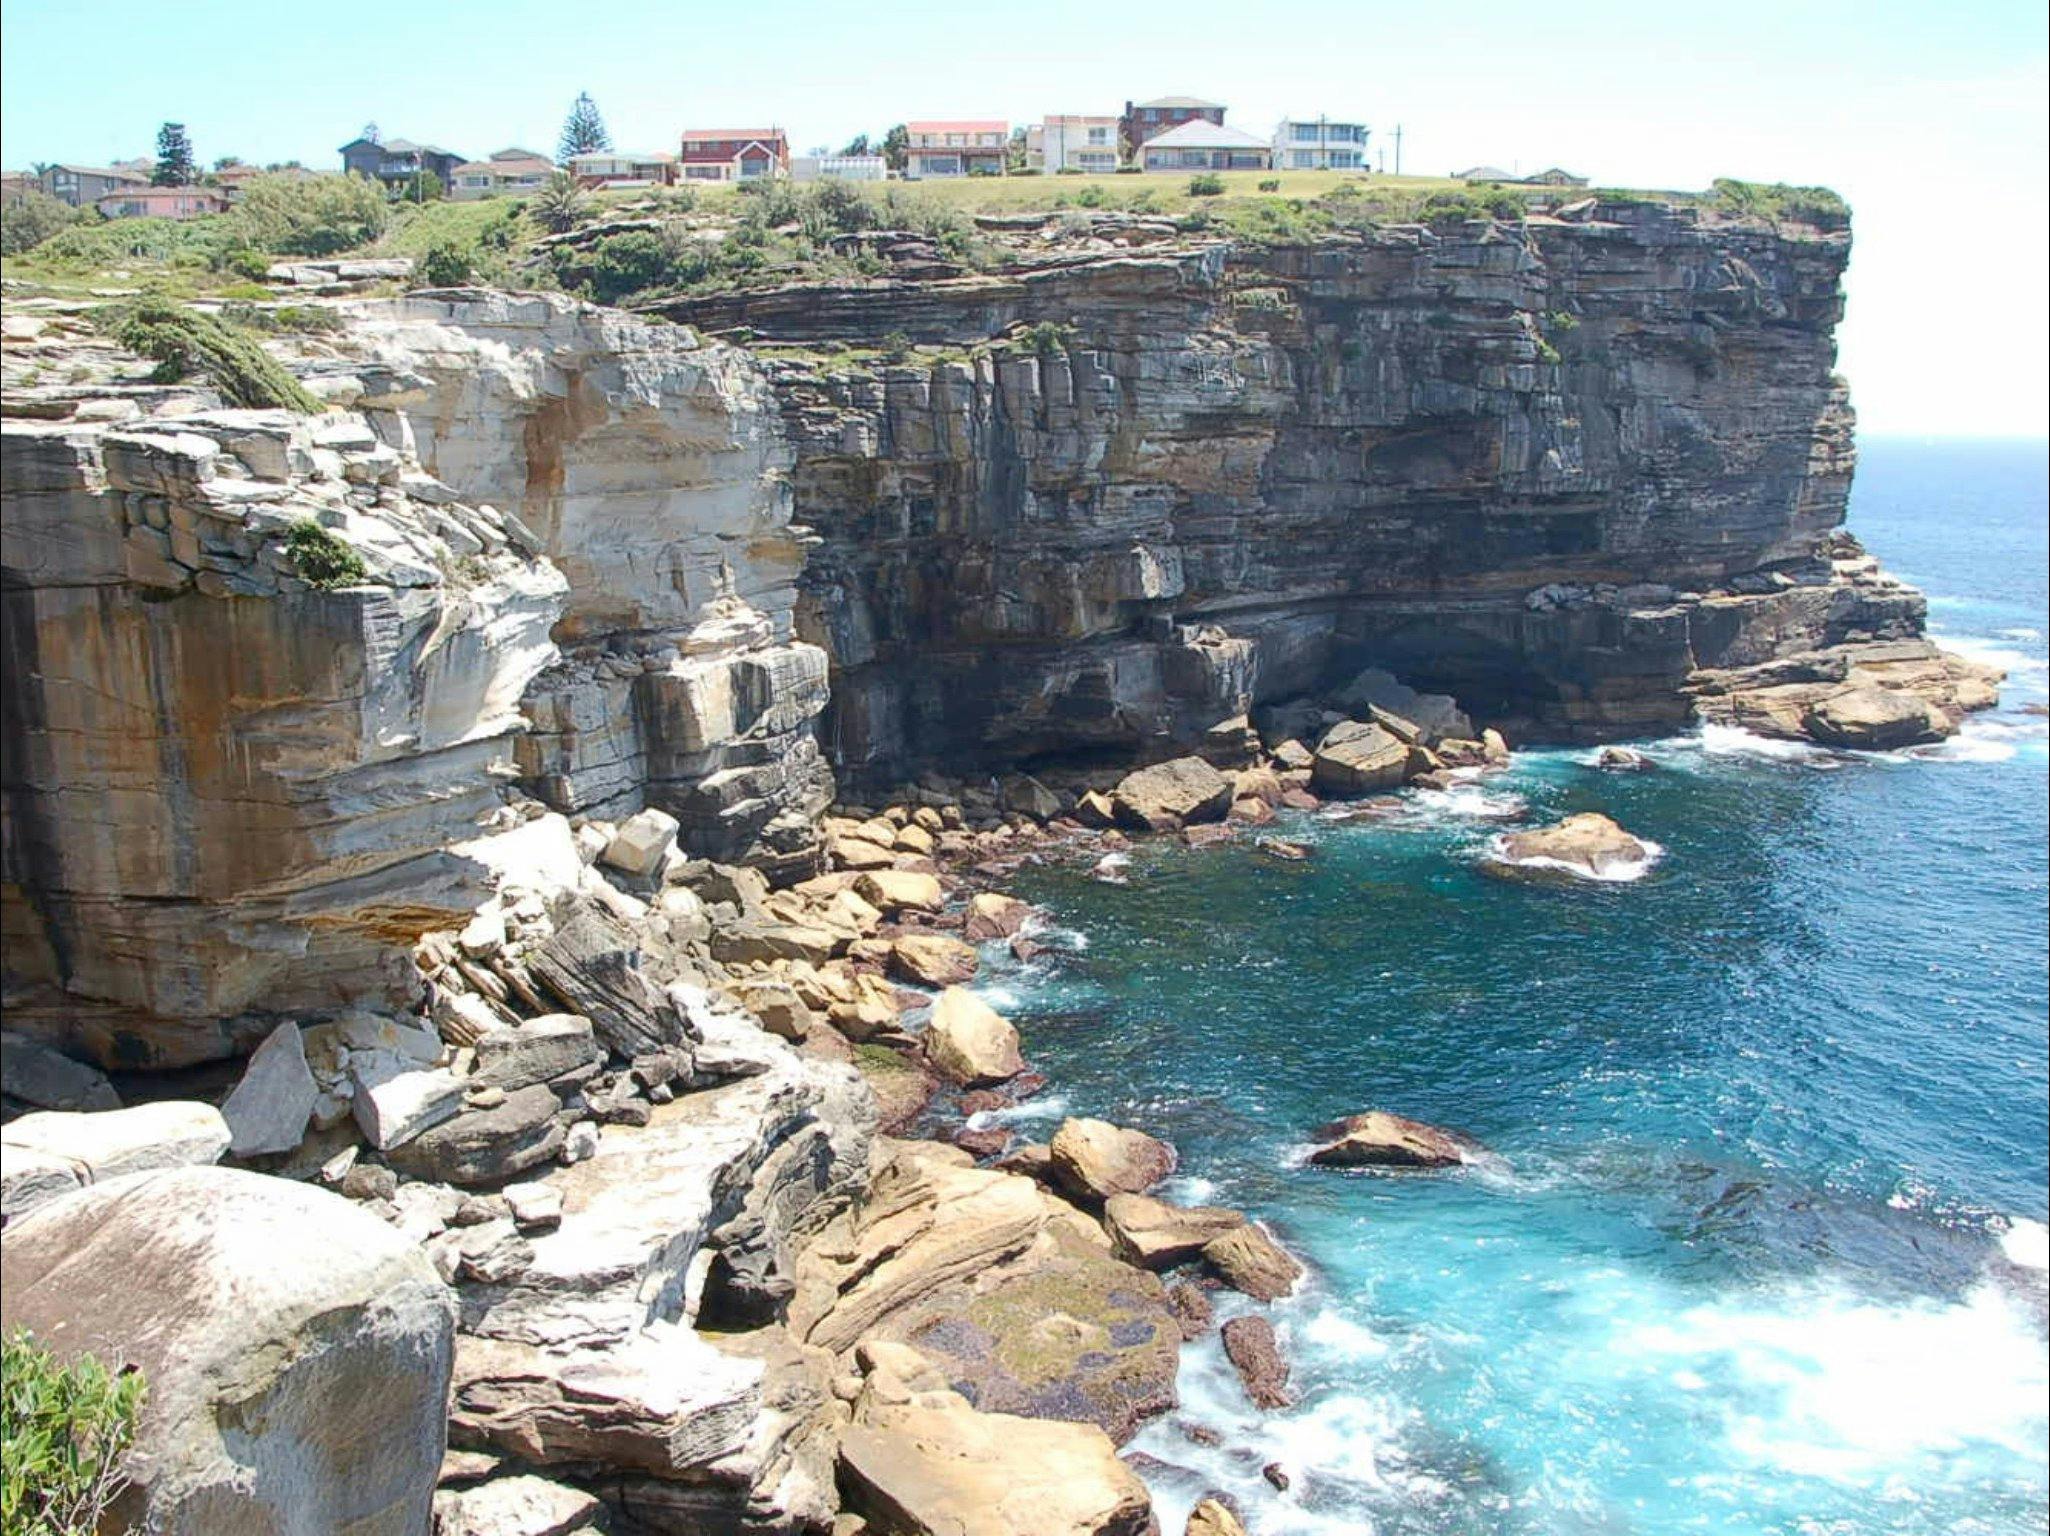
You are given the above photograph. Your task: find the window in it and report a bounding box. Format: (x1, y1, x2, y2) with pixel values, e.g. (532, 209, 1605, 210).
(1087, 126, 1109, 144)
(1294, 123, 1319, 141)
(1143, 109, 1158, 121)
(1292, 150, 1316, 169)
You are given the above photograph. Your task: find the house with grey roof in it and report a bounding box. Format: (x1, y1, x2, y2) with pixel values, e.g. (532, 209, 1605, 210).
(37, 163, 148, 207)
(338, 135, 466, 193)
(1121, 95, 1226, 158)
(1138, 120, 1272, 172)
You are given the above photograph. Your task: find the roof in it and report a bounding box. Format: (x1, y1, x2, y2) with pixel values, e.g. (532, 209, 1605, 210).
(680, 128, 788, 142)
(341, 137, 460, 157)
(96, 184, 225, 200)
(1133, 96, 1223, 111)
(905, 120, 1008, 135)
(45, 164, 148, 180)
(489, 146, 550, 161)
(1044, 113, 1119, 125)
(1141, 121, 1270, 150)
(567, 149, 676, 165)
(453, 156, 553, 176)
(1455, 166, 1515, 181)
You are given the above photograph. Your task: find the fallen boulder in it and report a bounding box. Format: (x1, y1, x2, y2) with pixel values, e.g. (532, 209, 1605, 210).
(1333, 668, 1473, 743)
(1202, 1223, 1303, 1302)
(1048, 1117, 1176, 1205)
(1310, 719, 1408, 795)
(892, 933, 979, 988)
(385, 1084, 566, 1185)
(431, 1473, 602, 1536)
(221, 1021, 318, 1157)
(1112, 757, 1232, 830)
(1187, 1494, 1249, 1536)
(1, 1166, 454, 1534)
(2, 1102, 230, 1219)
(963, 892, 1033, 941)
(1101, 1192, 1246, 1269)
(0, 1030, 120, 1113)
(924, 988, 1026, 1086)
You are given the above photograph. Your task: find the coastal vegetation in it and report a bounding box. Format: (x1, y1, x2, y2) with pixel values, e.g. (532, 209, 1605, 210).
(94, 290, 323, 410)
(1, 1330, 144, 1536)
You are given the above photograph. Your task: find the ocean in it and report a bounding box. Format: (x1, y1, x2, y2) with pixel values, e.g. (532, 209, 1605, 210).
(978, 438, 2049, 1535)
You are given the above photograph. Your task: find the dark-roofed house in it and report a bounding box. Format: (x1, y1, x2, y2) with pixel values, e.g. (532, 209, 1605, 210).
(338, 136, 466, 193)
(37, 163, 147, 207)
(1121, 95, 1226, 158)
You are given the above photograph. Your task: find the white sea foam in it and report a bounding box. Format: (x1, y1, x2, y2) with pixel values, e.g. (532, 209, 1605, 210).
(1089, 852, 1131, 884)
(967, 1092, 1069, 1130)
(1622, 1277, 2049, 1486)
(1999, 1216, 2049, 1272)
(1693, 722, 1831, 762)
(1997, 626, 2043, 642)
(1410, 782, 1527, 821)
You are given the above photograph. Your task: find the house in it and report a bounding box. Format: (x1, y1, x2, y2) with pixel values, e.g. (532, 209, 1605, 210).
(1138, 121, 1272, 172)
(1121, 96, 1225, 155)
(902, 121, 1007, 178)
(95, 185, 230, 220)
(36, 163, 147, 207)
(1272, 116, 1369, 171)
(1519, 167, 1589, 188)
(1454, 166, 1516, 182)
(679, 130, 791, 182)
(1041, 114, 1120, 174)
(2, 171, 35, 206)
(209, 163, 318, 203)
(565, 151, 677, 190)
(790, 154, 888, 183)
(449, 149, 556, 200)
(338, 137, 466, 192)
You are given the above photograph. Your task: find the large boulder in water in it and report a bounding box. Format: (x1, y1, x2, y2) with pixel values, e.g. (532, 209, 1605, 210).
(924, 987, 1026, 1086)
(1308, 1111, 1475, 1169)
(1049, 1117, 1176, 1204)
(0, 1165, 455, 1535)
(1112, 757, 1232, 830)
(1489, 813, 1655, 880)
(1310, 720, 1409, 796)
(1803, 685, 1949, 750)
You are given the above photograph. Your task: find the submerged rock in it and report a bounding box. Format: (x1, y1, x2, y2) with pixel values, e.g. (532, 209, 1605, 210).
(1308, 1111, 1477, 1169)
(1595, 745, 1653, 771)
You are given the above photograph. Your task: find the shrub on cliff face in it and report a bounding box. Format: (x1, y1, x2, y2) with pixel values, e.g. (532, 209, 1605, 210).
(285, 519, 368, 589)
(96, 292, 322, 412)
(419, 240, 474, 287)
(528, 171, 590, 235)
(230, 172, 389, 256)
(1, 1328, 145, 1536)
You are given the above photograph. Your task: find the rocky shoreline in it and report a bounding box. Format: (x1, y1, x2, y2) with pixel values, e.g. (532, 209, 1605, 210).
(0, 199, 2011, 1535)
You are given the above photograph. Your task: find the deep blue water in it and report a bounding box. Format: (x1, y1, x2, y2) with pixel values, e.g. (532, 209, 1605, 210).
(981, 439, 2049, 1535)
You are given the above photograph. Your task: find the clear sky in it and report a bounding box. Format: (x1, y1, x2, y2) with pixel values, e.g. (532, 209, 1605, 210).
(4, 0, 2044, 438)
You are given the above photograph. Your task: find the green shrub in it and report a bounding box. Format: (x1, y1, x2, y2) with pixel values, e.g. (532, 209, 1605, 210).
(213, 281, 274, 300)
(1707, 177, 1849, 230)
(1543, 309, 1579, 331)
(0, 189, 88, 256)
(1257, 178, 1281, 193)
(1187, 173, 1225, 197)
(224, 246, 273, 280)
(1114, 164, 1142, 174)
(527, 172, 589, 235)
(572, 229, 670, 304)
(230, 173, 388, 256)
(1018, 320, 1074, 357)
(2, 1328, 145, 1536)
(419, 240, 473, 287)
(97, 291, 322, 411)
(1074, 184, 1107, 209)
(1054, 166, 1085, 176)
(1535, 337, 1562, 365)
(286, 519, 368, 588)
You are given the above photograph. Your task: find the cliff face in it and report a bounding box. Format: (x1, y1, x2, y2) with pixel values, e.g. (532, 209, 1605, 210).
(652, 202, 1870, 776)
(4, 202, 1956, 1059)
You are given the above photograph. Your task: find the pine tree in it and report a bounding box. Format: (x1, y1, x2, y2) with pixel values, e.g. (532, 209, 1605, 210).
(557, 92, 612, 162)
(152, 123, 196, 186)
(841, 133, 871, 158)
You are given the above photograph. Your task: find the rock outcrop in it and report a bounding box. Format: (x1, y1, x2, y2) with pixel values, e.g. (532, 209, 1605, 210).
(0, 1166, 455, 1535)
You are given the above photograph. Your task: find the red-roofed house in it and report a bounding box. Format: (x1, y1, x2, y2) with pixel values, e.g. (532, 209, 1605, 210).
(679, 129, 791, 182)
(903, 120, 1007, 178)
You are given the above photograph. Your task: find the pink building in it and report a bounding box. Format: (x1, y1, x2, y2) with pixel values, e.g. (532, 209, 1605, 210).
(95, 185, 230, 220)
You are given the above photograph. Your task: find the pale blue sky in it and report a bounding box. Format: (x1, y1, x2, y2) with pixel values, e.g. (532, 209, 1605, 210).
(4, 0, 2044, 436)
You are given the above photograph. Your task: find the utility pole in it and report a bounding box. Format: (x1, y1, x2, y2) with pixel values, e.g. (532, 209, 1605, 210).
(1393, 123, 1403, 176)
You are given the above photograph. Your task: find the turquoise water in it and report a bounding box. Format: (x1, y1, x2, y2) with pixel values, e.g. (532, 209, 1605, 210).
(981, 439, 2049, 1535)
